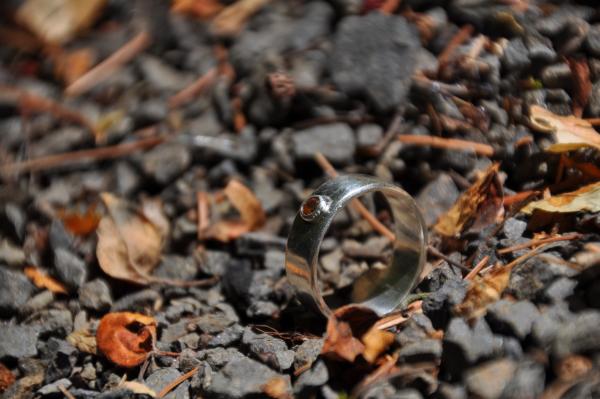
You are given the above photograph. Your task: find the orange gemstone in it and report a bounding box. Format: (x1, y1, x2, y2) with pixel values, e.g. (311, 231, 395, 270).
(301, 196, 320, 216)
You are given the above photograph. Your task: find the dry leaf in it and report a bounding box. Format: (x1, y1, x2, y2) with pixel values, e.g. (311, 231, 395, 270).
(0, 363, 15, 393)
(529, 105, 600, 152)
(361, 327, 395, 363)
(96, 193, 165, 284)
(555, 355, 592, 381)
(211, 0, 272, 36)
(321, 305, 380, 363)
(434, 163, 504, 238)
(24, 266, 68, 294)
(96, 312, 156, 367)
(262, 376, 292, 399)
(16, 0, 107, 44)
(454, 266, 511, 319)
(567, 57, 591, 118)
(202, 179, 266, 242)
(67, 330, 97, 354)
(172, 0, 224, 19)
(58, 205, 101, 236)
(53, 47, 95, 84)
(522, 181, 600, 214)
(119, 380, 157, 397)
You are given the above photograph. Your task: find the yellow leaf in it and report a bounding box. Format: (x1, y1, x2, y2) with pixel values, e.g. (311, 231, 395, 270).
(529, 105, 600, 152)
(522, 181, 600, 214)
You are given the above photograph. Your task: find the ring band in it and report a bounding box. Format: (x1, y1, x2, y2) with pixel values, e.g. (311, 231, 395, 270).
(285, 174, 427, 316)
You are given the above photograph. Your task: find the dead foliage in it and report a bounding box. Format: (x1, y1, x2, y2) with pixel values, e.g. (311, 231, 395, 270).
(24, 266, 68, 294)
(96, 312, 156, 367)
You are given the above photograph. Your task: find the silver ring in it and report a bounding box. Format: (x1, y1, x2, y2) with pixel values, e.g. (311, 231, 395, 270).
(285, 174, 427, 316)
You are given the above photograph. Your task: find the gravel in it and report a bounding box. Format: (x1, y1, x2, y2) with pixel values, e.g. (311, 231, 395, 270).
(0, 324, 39, 358)
(0, 267, 35, 316)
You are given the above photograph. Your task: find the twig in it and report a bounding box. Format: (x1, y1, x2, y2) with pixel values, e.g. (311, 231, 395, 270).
(197, 191, 210, 240)
(585, 118, 600, 126)
(427, 246, 471, 272)
(66, 31, 152, 97)
(397, 134, 495, 157)
(504, 243, 554, 272)
(370, 112, 403, 156)
(464, 255, 489, 280)
(1, 134, 166, 175)
(503, 190, 540, 207)
(0, 85, 99, 138)
(157, 366, 199, 399)
(168, 67, 218, 108)
(437, 25, 474, 70)
(314, 152, 395, 242)
(57, 384, 76, 399)
(498, 233, 582, 255)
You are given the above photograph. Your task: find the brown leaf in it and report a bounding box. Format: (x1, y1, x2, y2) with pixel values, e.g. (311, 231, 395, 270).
(529, 105, 600, 152)
(67, 330, 97, 354)
(52, 47, 95, 85)
(172, 0, 224, 19)
(16, 0, 107, 44)
(57, 205, 101, 236)
(262, 376, 292, 399)
(203, 179, 266, 242)
(361, 327, 395, 363)
(567, 57, 592, 118)
(24, 266, 68, 294)
(321, 305, 381, 363)
(96, 193, 165, 284)
(0, 363, 15, 393)
(453, 266, 511, 319)
(434, 163, 504, 238)
(96, 312, 156, 367)
(211, 0, 272, 36)
(522, 181, 600, 215)
(555, 355, 592, 381)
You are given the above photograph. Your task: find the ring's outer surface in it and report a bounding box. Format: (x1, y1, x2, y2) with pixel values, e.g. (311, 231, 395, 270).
(285, 174, 427, 316)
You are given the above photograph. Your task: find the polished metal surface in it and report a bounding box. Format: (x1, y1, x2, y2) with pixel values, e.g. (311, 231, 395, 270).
(285, 174, 427, 316)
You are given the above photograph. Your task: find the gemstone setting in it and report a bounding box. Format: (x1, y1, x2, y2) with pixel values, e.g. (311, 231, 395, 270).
(299, 195, 331, 222)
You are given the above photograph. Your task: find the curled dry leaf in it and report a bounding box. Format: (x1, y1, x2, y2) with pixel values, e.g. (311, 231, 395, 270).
(361, 327, 395, 363)
(321, 305, 382, 363)
(522, 181, 600, 215)
(0, 363, 15, 393)
(96, 193, 166, 284)
(529, 105, 600, 152)
(454, 265, 511, 320)
(67, 330, 97, 354)
(211, 0, 272, 36)
(202, 179, 266, 242)
(24, 266, 68, 294)
(434, 163, 504, 238)
(16, 0, 107, 44)
(96, 312, 156, 367)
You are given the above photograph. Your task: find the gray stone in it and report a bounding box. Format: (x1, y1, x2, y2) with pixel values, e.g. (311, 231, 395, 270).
(553, 310, 600, 357)
(588, 81, 600, 117)
(205, 357, 291, 399)
(586, 25, 600, 57)
(154, 255, 198, 281)
(146, 368, 190, 399)
(0, 239, 26, 265)
(532, 304, 573, 349)
(53, 248, 87, 289)
(422, 279, 468, 329)
(199, 250, 231, 277)
(465, 359, 517, 399)
(138, 55, 192, 91)
(198, 347, 245, 369)
(23, 290, 54, 314)
(0, 266, 35, 316)
(78, 279, 112, 311)
(111, 289, 160, 311)
(544, 277, 577, 303)
(486, 300, 540, 339)
(48, 220, 74, 252)
(293, 338, 323, 370)
(357, 124, 383, 149)
(32, 309, 73, 336)
(435, 383, 468, 399)
(416, 174, 460, 226)
(208, 324, 244, 348)
(243, 329, 295, 371)
(500, 360, 545, 399)
(502, 218, 527, 240)
(442, 318, 502, 379)
(482, 101, 508, 127)
(330, 13, 420, 112)
(37, 378, 72, 396)
(541, 63, 572, 89)
(0, 324, 38, 358)
(501, 38, 530, 72)
(294, 360, 329, 395)
(508, 256, 576, 300)
(292, 123, 355, 164)
(141, 143, 191, 184)
(524, 34, 556, 63)
(398, 339, 442, 363)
